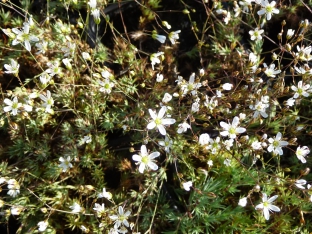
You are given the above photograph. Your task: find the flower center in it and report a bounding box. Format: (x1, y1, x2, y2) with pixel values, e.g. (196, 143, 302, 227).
(273, 140, 280, 148)
(229, 127, 236, 135)
(155, 118, 162, 126)
(141, 155, 149, 164)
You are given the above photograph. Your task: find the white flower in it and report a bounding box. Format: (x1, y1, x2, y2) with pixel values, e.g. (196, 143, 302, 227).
(207, 137, 221, 154)
(162, 93, 172, 103)
(199, 68, 205, 76)
(238, 197, 248, 207)
(37, 221, 48, 232)
(98, 187, 112, 199)
(239, 0, 253, 12)
(267, 132, 288, 155)
(158, 136, 173, 153)
(12, 23, 39, 51)
(109, 206, 131, 229)
(296, 46, 312, 61)
(61, 42, 76, 57)
(182, 181, 193, 191)
(224, 138, 234, 150)
(7, 179, 20, 197)
(88, 0, 97, 9)
(11, 206, 22, 215)
(222, 83, 233, 90)
(35, 40, 48, 54)
(39, 90, 54, 113)
(285, 98, 295, 106)
(296, 146, 310, 163)
(59, 156, 73, 172)
(251, 141, 262, 150)
(147, 106, 176, 136)
(91, 9, 101, 24)
(132, 145, 160, 173)
(168, 30, 181, 44)
(46, 60, 62, 77)
(81, 135, 92, 144)
(180, 73, 202, 96)
(70, 202, 82, 213)
(39, 72, 51, 85)
(162, 21, 171, 29)
(291, 80, 310, 98)
(150, 52, 164, 70)
(286, 29, 295, 39)
(62, 58, 72, 70)
(249, 95, 270, 118)
(204, 95, 218, 110)
(156, 73, 164, 82)
(199, 133, 210, 146)
(249, 28, 264, 41)
(255, 193, 280, 220)
(4, 59, 20, 75)
(220, 116, 246, 139)
(191, 100, 200, 112)
(295, 179, 307, 189)
(207, 160, 213, 167)
(98, 79, 114, 94)
(257, 0, 279, 21)
(177, 122, 191, 134)
(3, 97, 22, 115)
(81, 225, 89, 233)
(263, 63, 281, 78)
(152, 31, 166, 44)
(93, 203, 105, 217)
(82, 52, 91, 61)
(224, 159, 231, 166)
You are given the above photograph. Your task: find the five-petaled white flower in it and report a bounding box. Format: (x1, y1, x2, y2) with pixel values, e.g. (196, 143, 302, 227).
(249, 28, 264, 41)
(249, 95, 270, 118)
(291, 80, 310, 99)
(158, 136, 173, 153)
(257, 0, 279, 21)
(39, 90, 54, 113)
(4, 59, 20, 76)
(220, 116, 246, 139)
(267, 132, 288, 155)
(132, 145, 160, 173)
(3, 97, 22, 116)
(180, 73, 202, 96)
(255, 193, 280, 220)
(147, 106, 176, 136)
(168, 30, 181, 44)
(12, 23, 39, 51)
(37, 221, 48, 232)
(109, 206, 131, 229)
(59, 156, 73, 172)
(263, 63, 281, 78)
(296, 146, 310, 163)
(150, 52, 164, 70)
(182, 181, 193, 191)
(98, 79, 115, 94)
